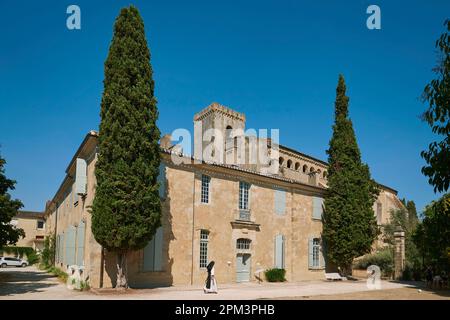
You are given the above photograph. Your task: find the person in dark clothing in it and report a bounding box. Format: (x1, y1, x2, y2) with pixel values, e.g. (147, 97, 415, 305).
(203, 261, 218, 293)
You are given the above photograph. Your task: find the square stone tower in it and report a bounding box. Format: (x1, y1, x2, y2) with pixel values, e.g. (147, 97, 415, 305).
(193, 102, 246, 164)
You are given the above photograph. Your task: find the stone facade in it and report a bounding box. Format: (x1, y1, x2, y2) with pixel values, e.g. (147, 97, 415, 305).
(43, 103, 404, 288)
(9, 211, 45, 252)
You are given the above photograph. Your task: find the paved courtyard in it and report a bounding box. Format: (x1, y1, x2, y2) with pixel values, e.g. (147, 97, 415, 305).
(0, 266, 448, 300)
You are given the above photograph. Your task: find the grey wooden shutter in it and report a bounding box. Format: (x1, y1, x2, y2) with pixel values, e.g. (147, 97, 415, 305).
(312, 197, 323, 220)
(66, 226, 76, 266)
(60, 233, 65, 264)
(275, 234, 284, 269)
(76, 221, 85, 266)
(75, 158, 87, 195)
(158, 163, 166, 199)
(274, 189, 286, 215)
(154, 227, 163, 271)
(308, 238, 314, 268)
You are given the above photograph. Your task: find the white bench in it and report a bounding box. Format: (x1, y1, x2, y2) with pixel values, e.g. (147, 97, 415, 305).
(325, 273, 347, 281)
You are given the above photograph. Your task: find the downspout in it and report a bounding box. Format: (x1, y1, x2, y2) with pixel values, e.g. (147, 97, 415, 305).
(190, 172, 197, 285)
(53, 201, 59, 266)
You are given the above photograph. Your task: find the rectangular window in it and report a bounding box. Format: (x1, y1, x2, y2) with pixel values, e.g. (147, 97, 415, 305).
(201, 175, 211, 204)
(199, 230, 209, 268)
(274, 234, 285, 269)
(239, 182, 250, 210)
(143, 227, 163, 271)
(37, 220, 44, 229)
(274, 189, 286, 215)
(312, 238, 320, 268)
(312, 197, 324, 220)
(376, 203, 382, 225)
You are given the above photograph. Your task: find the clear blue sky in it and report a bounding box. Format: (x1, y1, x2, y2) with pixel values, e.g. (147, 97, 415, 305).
(0, 1, 448, 213)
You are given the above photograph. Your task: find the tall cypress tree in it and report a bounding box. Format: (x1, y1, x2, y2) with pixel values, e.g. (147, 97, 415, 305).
(91, 6, 161, 289)
(322, 75, 380, 275)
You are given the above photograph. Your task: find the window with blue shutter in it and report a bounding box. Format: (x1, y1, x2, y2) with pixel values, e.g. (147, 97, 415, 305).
(312, 197, 324, 220)
(60, 233, 65, 264)
(66, 226, 76, 266)
(274, 189, 286, 215)
(158, 164, 166, 200)
(143, 227, 163, 271)
(75, 158, 87, 195)
(274, 234, 285, 269)
(76, 221, 85, 266)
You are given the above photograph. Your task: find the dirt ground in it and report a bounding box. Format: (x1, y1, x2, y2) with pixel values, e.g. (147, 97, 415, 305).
(281, 286, 450, 300)
(1, 266, 449, 300)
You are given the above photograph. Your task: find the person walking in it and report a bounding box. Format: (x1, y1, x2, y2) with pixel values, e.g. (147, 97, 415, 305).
(203, 261, 218, 294)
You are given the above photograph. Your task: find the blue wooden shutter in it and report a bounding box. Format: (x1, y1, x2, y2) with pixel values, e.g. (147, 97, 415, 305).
(158, 164, 166, 199)
(143, 238, 155, 271)
(60, 233, 65, 264)
(153, 227, 163, 271)
(275, 234, 284, 269)
(66, 226, 76, 266)
(308, 238, 314, 268)
(312, 197, 323, 220)
(75, 158, 87, 195)
(76, 221, 85, 266)
(56, 235, 60, 263)
(274, 189, 286, 215)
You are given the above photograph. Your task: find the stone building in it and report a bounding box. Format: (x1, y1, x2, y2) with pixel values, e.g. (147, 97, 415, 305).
(43, 103, 404, 288)
(10, 210, 46, 252)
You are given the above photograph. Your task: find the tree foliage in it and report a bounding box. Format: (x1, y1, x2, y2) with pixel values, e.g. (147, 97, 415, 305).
(413, 193, 450, 272)
(421, 19, 450, 193)
(0, 153, 25, 247)
(322, 75, 380, 275)
(91, 6, 161, 288)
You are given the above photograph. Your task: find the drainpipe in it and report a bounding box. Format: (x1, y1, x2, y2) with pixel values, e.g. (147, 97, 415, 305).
(190, 172, 197, 285)
(53, 201, 59, 266)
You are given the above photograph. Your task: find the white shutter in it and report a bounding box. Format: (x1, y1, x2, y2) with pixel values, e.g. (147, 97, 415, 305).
(275, 234, 284, 269)
(312, 197, 323, 220)
(274, 189, 286, 215)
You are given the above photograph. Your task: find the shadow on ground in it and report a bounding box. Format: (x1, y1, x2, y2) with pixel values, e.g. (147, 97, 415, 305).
(0, 268, 59, 296)
(389, 280, 450, 298)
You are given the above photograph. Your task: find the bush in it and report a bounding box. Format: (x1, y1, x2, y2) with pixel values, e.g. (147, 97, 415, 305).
(0, 246, 39, 265)
(26, 251, 40, 265)
(264, 268, 286, 282)
(47, 266, 68, 283)
(354, 248, 394, 277)
(40, 235, 55, 268)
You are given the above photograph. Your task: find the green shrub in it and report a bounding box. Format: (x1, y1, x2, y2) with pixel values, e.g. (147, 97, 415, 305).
(0, 246, 34, 258)
(264, 268, 286, 282)
(354, 248, 394, 277)
(40, 235, 55, 268)
(47, 266, 68, 283)
(26, 251, 40, 265)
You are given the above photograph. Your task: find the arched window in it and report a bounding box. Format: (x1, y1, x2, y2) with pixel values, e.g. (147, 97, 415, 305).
(310, 167, 315, 173)
(279, 157, 285, 166)
(236, 238, 251, 250)
(323, 171, 327, 178)
(302, 164, 308, 173)
(295, 162, 300, 170)
(287, 159, 293, 169)
(317, 169, 322, 174)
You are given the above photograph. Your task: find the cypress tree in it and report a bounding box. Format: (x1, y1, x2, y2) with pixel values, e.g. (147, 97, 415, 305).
(91, 6, 161, 289)
(322, 75, 380, 275)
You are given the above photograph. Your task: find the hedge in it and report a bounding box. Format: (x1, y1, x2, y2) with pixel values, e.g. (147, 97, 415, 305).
(264, 268, 286, 282)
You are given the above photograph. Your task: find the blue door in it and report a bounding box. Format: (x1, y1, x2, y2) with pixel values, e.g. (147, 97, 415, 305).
(236, 254, 251, 282)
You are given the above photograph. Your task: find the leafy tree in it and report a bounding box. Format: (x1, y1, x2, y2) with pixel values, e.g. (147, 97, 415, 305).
(322, 75, 380, 275)
(413, 193, 450, 272)
(0, 153, 25, 247)
(91, 6, 161, 289)
(382, 206, 421, 272)
(421, 19, 450, 193)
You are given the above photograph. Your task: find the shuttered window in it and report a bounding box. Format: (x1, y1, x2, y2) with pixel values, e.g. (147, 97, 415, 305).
(158, 164, 167, 200)
(312, 197, 324, 220)
(76, 221, 85, 266)
(274, 234, 285, 269)
(143, 227, 163, 271)
(65, 226, 76, 266)
(75, 158, 87, 195)
(274, 189, 286, 215)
